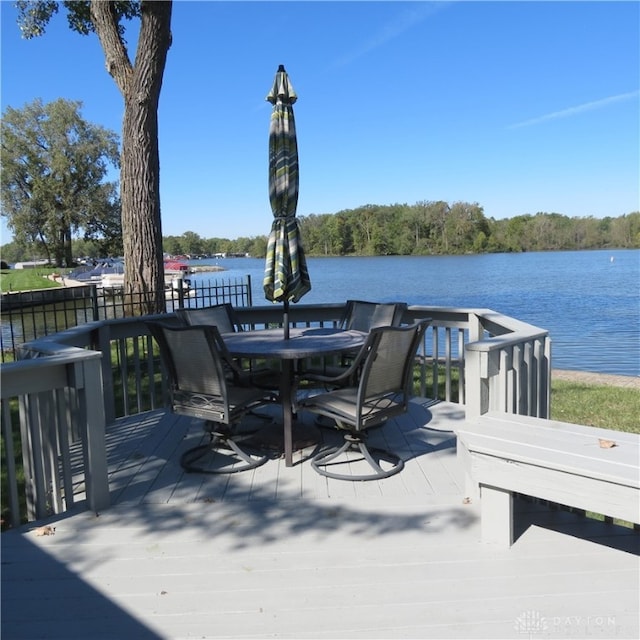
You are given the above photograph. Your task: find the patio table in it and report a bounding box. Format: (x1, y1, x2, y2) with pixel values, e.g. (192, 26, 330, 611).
(222, 326, 367, 466)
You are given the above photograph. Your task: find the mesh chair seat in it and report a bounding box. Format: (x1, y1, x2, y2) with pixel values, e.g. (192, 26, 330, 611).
(299, 319, 431, 481)
(299, 388, 402, 430)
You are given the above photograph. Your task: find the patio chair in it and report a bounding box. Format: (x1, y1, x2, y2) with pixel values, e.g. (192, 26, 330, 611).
(340, 299, 407, 332)
(176, 303, 243, 333)
(147, 321, 276, 474)
(299, 300, 408, 387)
(177, 304, 280, 393)
(298, 318, 431, 481)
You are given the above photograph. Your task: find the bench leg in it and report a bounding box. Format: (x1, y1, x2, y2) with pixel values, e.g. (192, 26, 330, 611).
(457, 440, 481, 501)
(480, 484, 514, 547)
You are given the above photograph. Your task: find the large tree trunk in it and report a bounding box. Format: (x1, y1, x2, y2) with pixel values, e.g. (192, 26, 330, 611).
(91, 1, 172, 314)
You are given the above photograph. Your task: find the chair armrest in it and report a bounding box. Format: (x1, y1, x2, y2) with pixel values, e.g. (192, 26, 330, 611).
(299, 337, 372, 387)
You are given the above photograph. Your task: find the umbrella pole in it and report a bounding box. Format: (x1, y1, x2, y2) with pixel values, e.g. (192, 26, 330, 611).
(283, 300, 290, 340)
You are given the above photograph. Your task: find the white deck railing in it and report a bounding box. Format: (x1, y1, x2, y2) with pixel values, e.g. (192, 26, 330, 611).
(1, 303, 550, 527)
(1, 348, 110, 527)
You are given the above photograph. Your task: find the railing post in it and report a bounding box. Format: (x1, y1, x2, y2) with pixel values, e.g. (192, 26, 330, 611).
(1, 397, 21, 528)
(468, 312, 484, 343)
(486, 349, 503, 413)
(538, 337, 552, 418)
(71, 356, 110, 513)
(96, 323, 116, 425)
(464, 314, 484, 414)
(465, 344, 502, 417)
(21, 394, 47, 521)
(465, 348, 487, 418)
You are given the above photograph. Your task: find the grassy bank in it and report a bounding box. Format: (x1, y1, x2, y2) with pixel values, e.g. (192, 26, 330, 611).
(0, 267, 63, 292)
(551, 379, 639, 433)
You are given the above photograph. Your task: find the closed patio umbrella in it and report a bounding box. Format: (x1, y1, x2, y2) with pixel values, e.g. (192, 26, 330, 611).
(263, 65, 311, 339)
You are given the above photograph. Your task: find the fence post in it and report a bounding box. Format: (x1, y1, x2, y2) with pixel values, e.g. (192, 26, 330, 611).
(90, 285, 100, 321)
(171, 275, 185, 308)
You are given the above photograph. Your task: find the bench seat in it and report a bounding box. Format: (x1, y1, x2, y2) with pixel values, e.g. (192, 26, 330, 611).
(457, 411, 640, 546)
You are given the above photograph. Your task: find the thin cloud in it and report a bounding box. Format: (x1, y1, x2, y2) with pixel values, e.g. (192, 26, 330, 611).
(508, 90, 640, 129)
(333, 2, 451, 68)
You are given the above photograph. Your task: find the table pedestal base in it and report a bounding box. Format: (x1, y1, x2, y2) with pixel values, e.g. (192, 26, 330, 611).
(244, 421, 320, 456)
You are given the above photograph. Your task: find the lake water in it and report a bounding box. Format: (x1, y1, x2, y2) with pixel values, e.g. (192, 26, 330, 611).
(188, 249, 640, 377)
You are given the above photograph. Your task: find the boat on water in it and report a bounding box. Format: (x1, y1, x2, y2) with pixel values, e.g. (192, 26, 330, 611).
(69, 257, 193, 290)
(101, 270, 195, 299)
(163, 258, 191, 276)
(68, 259, 125, 284)
(64, 257, 195, 299)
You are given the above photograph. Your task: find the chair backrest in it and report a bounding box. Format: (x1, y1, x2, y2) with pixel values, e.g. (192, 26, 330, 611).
(176, 303, 242, 334)
(355, 319, 431, 429)
(341, 300, 407, 332)
(147, 322, 231, 423)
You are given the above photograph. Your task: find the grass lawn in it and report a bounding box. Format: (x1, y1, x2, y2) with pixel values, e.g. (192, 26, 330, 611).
(0, 268, 64, 293)
(551, 380, 639, 433)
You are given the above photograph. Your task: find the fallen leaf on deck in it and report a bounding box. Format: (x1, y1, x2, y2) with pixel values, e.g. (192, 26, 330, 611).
(34, 525, 55, 536)
(598, 439, 617, 448)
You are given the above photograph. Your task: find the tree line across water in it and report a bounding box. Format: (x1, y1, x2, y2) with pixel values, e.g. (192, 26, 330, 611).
(160, 204, 639, 260)
(1, 100, 637, 264)
(2, 99, 638, 266)
(2, 204, 638, 265)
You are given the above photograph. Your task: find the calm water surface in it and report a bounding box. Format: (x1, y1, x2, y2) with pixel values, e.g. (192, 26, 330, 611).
(190, 249, 640, 377)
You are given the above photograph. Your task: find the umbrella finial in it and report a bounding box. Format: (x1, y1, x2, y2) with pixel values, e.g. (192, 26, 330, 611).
(266, 66, 297, 105)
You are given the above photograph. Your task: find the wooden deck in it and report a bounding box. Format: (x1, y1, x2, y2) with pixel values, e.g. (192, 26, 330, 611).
(2, 400, 639, 639)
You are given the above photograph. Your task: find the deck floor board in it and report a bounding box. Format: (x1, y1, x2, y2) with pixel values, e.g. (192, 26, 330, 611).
(2, 400, 638, 639)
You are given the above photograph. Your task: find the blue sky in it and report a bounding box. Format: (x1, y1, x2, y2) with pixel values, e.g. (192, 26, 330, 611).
(2, 1, 639, 242)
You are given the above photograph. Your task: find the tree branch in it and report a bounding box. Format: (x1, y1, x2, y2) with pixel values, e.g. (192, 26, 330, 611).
(90, 0, 133, 96)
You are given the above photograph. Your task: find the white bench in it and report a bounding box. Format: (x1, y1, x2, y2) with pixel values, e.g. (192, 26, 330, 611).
(457, 411, 640, 546)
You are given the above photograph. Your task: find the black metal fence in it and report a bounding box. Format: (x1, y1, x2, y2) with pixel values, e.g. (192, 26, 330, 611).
(0, 275, 253, 362)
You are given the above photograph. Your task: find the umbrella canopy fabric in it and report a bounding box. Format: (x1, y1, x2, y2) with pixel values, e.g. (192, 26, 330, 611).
(263, 65, 311, 309)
